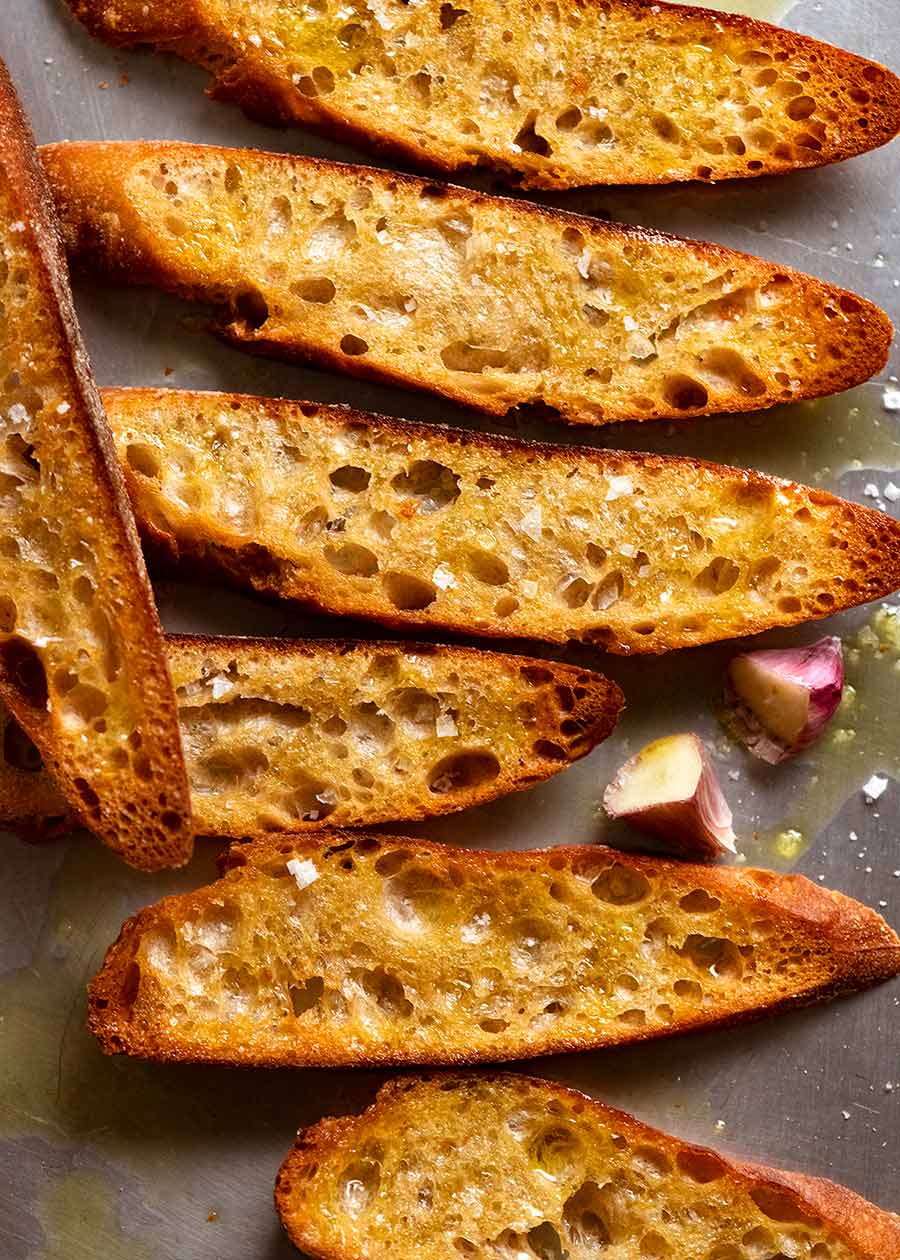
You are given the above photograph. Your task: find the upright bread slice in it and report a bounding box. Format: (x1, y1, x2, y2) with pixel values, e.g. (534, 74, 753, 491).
(105, 388, 900, 654)
(63, 0, 900, 189)
(41, 142, 891, 427)
(0, 636, 621, 838)
(0, 64, 191, 869)
(275, 1073, 900, 1259)
(87, 833, 900, 1066)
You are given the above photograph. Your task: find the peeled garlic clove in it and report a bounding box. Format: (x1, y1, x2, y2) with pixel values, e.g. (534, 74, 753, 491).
(603, 733, 736, 860)
(725, 636, 843, 765)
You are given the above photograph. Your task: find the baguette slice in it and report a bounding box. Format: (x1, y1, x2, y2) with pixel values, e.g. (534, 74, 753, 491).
(275, 1073, 900, 1259)
(104, 388, 900, 654)
(41, 141, 892, 427)
(63, 0, 900, 190)
(87, 832, 900, 1066)
(0, 635, 621, 838)
(0, 63, 191, 870)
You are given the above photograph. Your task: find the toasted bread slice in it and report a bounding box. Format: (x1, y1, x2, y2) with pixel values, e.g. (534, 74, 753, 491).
(103, 388, 900, 654)
(87, 832, 900, 1066)
(0, 636, 621, 838)
(41, 142, 891, 427)
(275, 1073, 900, 1259)
(63, 0, 900, 190)
(0, 63, 191, 869)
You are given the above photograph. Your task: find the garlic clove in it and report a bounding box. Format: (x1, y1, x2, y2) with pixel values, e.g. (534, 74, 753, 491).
(603, 732, 736, 860)
(725, 636, 843, 765)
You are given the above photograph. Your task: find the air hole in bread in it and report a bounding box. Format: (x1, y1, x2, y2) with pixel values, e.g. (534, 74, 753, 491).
(297, 66, 336, 97)
(467, 548, 509, 586)
(232, 287, 269, 329)
(329, 464, 371, 493)
(529, 1126, 583, 1180)
(441, 341, 510, 373)
(384, 865, 448, 929)
(525, 1222, 566, 1259)
(439, 3, 468, 30)
(679, 889, 721, 913)
(562, 1182, 613, 1245)
(323, 541, 379, 576)
(310, 210, 357, 259)
(694, 556, 740, 595)
(592, 570, 624, 611)
(61, 682, 109, 727)
(383, 571, 437, 610)
(389, 687, 439, 737)
(360, 965, 413, 1017)
(559, 576, 591, 608)
(750, 1186, 821, 1225)
(651, 112, 681, 143)
(679, 934, 743, 980)
(391, 459, 461, 510)
(591, 864, 650, 905)
(662, 374, 709, 410)
(786, 94, 816, 120)
(73, 775, 100, 812)
(514, 111, 553, 157)
(675, 1148, 726, 1184)
(428, 749, 500, 793)
(698, 347, 766, 397)
(340, 333, 369, 356)
(349, 701, 395, 754)
(533, 739, 567, 761)
(555, 107, 582, 131)
(289, 975, 324, 1016)
(0, 636, 48, 710)
(406, 71, 432, 104)
(293, 276, 336, 303)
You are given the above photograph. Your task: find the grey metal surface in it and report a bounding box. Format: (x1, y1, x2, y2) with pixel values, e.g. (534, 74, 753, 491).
(1, 1, 899, 1255)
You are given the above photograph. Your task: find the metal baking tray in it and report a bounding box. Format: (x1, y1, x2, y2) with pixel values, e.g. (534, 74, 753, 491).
(1, 1, 898, 1255)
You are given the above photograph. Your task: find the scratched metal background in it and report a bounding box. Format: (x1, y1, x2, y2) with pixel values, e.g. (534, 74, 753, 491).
(1, 1, 899, 1256)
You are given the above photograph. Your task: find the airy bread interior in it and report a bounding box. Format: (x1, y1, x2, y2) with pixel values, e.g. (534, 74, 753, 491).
(41, 141, 892, 426)
(87, 833, 900, 1066)
(65, 0, 900, 188)
(104, 388, 900, 653)
(0, 636, 621, 836)
(276, 1073, 900, 1259)
(0, 65, 192, 869)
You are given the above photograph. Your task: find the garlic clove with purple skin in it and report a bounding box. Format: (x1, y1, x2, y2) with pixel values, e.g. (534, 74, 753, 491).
(603, 733, 736, 860)
(725, 636, 844, 765)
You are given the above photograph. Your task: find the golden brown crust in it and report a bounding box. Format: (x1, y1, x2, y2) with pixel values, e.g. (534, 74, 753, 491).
(41, 141, 892, 429)
(86, 833, 900, 1067)
(0, 64, 192, 870)
(64, 0, 900, 189)
(275, 1072, 900, 1259)
(103, 387, 900, 654)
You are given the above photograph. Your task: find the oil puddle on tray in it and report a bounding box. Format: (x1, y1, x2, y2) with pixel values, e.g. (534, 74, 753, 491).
(734, 605, 900, 867)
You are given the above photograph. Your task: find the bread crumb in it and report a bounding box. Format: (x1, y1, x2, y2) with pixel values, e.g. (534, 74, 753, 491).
(287, 857, 319, 890)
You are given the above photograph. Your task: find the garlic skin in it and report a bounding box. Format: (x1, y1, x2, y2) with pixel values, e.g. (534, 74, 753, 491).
(725, 636, 844, 765)
(603, 733, 736, 860)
